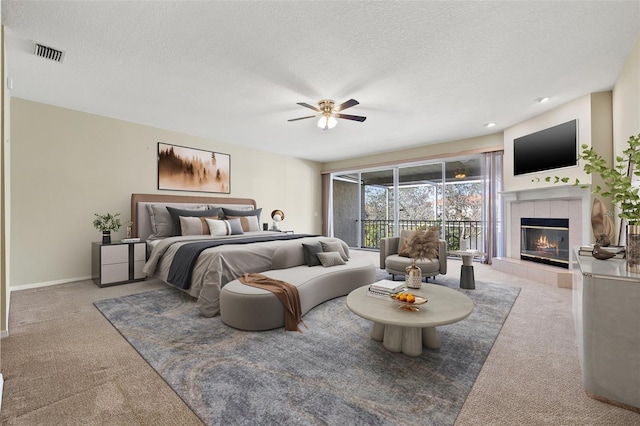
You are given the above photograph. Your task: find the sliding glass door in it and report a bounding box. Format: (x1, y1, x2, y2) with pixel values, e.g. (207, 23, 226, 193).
(330, 154, 491, 255)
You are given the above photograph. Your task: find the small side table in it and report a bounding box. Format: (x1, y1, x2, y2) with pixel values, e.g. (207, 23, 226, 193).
(449, 250, 484, 290)
(92, 241, 147, 287)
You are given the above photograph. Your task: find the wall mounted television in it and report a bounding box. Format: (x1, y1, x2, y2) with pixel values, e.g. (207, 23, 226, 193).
(513, 119, 578, 176)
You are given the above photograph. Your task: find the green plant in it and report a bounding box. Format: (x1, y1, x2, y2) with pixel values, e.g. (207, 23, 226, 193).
(93, 213, 122, 232)
(535, 133, 640, 224)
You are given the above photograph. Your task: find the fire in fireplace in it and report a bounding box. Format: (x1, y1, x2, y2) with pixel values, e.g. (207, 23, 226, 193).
(520, 218, 570, 269)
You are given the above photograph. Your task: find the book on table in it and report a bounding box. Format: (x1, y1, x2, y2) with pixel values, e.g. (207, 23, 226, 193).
(370, 279, 406, 294)
(366, 288, 407, 300)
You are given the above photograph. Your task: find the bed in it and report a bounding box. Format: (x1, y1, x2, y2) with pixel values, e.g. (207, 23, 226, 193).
(131, 193, 349, 317)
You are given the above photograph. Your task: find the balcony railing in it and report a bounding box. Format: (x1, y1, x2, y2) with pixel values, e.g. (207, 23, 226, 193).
(362, 219, 483, 252)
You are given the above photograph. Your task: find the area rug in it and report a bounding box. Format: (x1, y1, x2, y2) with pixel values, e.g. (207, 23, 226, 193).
(94, 276, 519, 426)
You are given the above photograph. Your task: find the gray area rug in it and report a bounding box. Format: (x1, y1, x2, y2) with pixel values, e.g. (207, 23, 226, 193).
(94, 272, 519, 426)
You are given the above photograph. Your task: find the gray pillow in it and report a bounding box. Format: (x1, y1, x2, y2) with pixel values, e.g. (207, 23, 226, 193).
(148, 204, 209, 238)
(317, 251, 346, 267)
(226, 218, 245, 235)
(321, 241, 349, 261)
(221, 207, 262, 222)
(302, 242, 323, 267)
(167, 206, 222, 236)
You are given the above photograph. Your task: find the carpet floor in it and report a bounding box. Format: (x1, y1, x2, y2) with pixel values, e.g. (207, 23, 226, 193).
(94, 277, 519, 426)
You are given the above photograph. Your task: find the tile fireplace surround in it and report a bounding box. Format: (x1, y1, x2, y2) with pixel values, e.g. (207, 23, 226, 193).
(493, 186, 591, 288)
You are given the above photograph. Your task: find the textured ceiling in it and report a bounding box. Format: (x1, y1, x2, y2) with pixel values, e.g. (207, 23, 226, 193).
(2, 1, 639, 163)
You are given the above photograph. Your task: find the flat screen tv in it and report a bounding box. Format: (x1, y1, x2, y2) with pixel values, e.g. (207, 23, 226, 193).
(513, 119, 578, 176)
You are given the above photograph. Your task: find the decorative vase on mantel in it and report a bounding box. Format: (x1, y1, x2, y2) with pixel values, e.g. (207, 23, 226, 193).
(626, 225, 640, 273)
(102, 231, 111, 244)
(405, 258, 422, 289)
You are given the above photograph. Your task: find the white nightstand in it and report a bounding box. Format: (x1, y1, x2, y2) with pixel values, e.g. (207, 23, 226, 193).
(92, 241, 146, 287)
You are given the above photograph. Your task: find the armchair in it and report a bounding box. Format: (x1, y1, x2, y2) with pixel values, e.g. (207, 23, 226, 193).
(379, 235, 447, 281)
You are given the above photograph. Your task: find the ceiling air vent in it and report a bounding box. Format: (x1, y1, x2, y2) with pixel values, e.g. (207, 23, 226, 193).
(33, 43, 65, 63)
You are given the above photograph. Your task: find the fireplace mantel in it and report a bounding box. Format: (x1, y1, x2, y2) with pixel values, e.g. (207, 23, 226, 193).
(502, 185, 592, 252)
(494, 185, 592, 287)
(501, 185, 590, 202)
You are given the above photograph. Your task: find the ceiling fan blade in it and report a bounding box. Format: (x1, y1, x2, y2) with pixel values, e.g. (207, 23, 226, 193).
(336, 113, 367, 122)
(297, 102, 321, 112)
(335, 99, 359, 111)
(288, 115, 317, 122)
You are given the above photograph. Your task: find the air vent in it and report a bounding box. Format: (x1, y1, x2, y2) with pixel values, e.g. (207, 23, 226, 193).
(33, 43, 65, 63)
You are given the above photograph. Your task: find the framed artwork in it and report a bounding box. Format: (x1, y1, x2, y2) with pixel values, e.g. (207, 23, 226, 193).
(157, 142, 230, 194)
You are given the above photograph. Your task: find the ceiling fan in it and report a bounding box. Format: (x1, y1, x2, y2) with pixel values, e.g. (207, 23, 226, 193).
(288, 99, 367, 130)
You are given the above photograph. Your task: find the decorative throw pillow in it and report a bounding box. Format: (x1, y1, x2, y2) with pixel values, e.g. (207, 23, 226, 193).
(320, 241, 349, 261)
(221, 207, 262, 222)
(147, 204, 207, 238)
(179, 216, 219, 236)
(227, 215, 260, 232)
(317, 251, 346, 267)
(167, 206, 222, 236)
(226, 218, 245, 235)
(302, 242, 323, 267)
(398, 229, 416, 257)
(204, 218, 244, 236)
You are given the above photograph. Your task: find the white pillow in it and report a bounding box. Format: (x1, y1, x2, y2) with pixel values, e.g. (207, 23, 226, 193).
(205, 218, 244, 236)
(206, 218, 229, 236)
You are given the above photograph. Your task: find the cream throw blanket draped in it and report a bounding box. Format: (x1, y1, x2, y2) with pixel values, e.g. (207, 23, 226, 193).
(238, 273, 305, 332)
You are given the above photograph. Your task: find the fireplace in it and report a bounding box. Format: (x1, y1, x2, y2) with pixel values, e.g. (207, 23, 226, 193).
(520, 218, 570, 269)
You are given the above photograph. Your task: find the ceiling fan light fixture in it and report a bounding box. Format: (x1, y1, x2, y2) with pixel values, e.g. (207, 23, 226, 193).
(317, 114, 337, 130)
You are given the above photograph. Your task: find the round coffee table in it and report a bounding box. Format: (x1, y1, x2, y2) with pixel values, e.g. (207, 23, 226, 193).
(346, 284, 474, 357)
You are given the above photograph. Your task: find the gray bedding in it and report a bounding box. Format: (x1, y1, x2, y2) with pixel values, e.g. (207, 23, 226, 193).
(142, 232, 346, 317)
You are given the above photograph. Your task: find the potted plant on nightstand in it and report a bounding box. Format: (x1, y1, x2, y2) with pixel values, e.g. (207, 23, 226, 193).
(537, 133, 640, 271)
(93, 213, 122, 244)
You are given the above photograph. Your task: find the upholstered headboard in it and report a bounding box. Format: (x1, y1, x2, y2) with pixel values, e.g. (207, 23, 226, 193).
(131, 193, 257, 241)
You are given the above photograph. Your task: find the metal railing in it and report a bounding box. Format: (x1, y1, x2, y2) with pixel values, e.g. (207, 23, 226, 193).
(361, 219, 482, 252)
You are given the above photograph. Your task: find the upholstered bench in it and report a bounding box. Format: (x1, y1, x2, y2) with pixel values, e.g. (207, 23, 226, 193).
(219, 242, 376, 331)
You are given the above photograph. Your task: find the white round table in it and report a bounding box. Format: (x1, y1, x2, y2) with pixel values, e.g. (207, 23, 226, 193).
(346, 284, 474, 357)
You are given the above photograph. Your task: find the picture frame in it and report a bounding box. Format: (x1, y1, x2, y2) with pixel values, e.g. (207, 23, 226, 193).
(157, 142, 230, 194)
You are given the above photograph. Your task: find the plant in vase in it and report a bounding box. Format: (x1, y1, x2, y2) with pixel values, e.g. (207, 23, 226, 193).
(535, 133, 640, 270)
(406, 225, 440, 288)
(93, 213, 122, 244)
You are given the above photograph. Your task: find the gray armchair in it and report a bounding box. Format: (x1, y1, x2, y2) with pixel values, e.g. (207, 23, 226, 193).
(379, 236, 447, 281)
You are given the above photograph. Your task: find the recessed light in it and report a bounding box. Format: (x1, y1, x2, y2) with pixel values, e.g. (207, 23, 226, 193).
(484, 122, 496, 128)
(536, 97, 550, 104)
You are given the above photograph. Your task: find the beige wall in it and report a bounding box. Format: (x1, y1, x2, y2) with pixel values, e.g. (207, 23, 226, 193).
(322, 133, 503, 172)
(613, 34, 640, 163)
(10, 98, 322, 287)
(503, 94, 596, 193)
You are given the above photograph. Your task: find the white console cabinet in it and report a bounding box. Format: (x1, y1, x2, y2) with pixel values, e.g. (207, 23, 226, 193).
(572, 249, 640, 411)
(92, 241, 146, 287)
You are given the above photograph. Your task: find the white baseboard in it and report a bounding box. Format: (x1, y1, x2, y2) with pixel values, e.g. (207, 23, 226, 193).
(10, 275, 92, 292)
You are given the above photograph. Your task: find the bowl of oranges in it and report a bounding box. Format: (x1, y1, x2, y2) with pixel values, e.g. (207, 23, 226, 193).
(390, 292, 428, 306)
